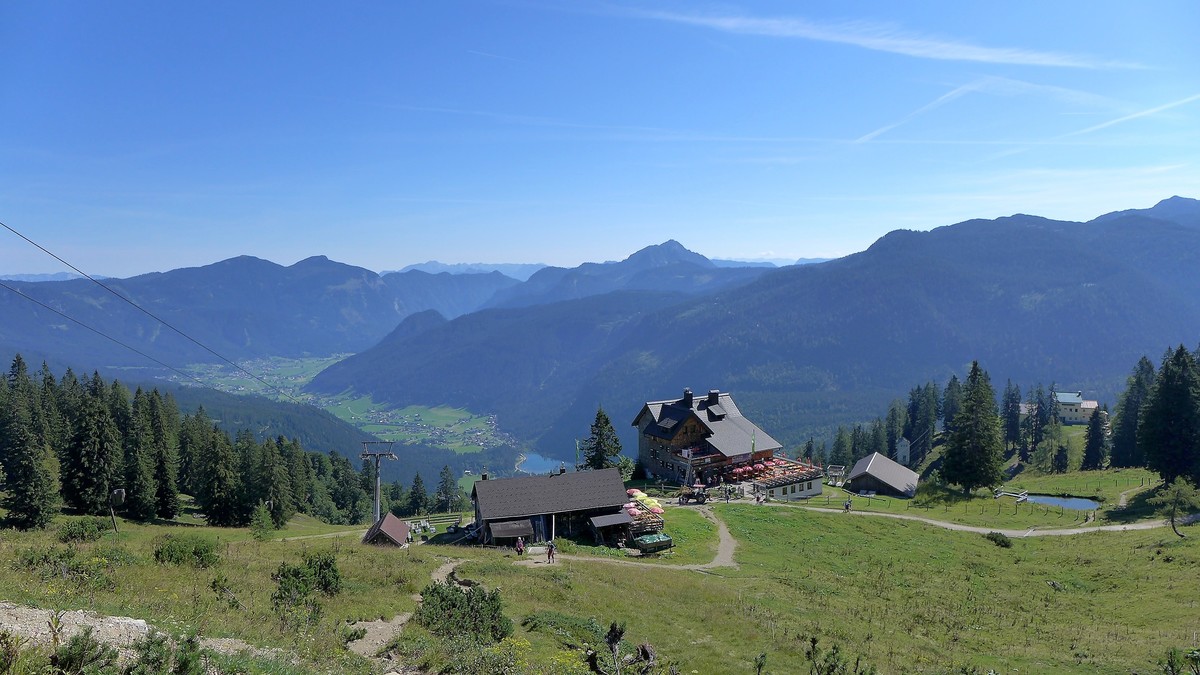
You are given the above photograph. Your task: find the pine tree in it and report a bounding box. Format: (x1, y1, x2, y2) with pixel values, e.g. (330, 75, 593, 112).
(941, 375, 963, 435)
(63, 387, 123, 515)
(195, 425, 243, 526)
(436, 465, 462, 513)
(829, 427, 852, 467)
(122, 388, 159, 521)
(149, 390, 180, 519)
(1, 376, 59, 529)
(940, 361, 1004, 494)
(1111, 357, 1156, 467)
(408, 472, 428, 516)
(580, 406, 622, 471)
(885, 401, 906, 459)
(1138, 346, 1200, 485)
(259, 438, 295, 528)
(868, 418, 887, 458)
(1002, 380, 1022, 453)
(1081, 405, 1109, 471)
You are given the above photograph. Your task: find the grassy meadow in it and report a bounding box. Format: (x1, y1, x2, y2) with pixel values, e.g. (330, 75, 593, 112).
(1, 475, 1196, 674)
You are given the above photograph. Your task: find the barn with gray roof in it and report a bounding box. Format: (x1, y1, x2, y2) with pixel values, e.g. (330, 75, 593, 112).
(845, 452, 920, 498)
(470, 467, 630, 545)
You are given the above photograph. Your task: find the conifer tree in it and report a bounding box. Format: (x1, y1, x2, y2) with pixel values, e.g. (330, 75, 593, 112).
(149, 390, 180, 519)
(437, 465, 463, 513)
(941, 375, 963, 435)
(122, 388, 160, 521)
(408, 472, 428, 516)
(259, 438, 295, 527)
(1002, 380, 1022, 452)
(1081, 404, 1109, 471)
(1138, 346, 1200, 485)
(1111, 356, 1156, 467)
(196, 425, 243, 526)
(1, 377, 59, 529)
(829, 427, 853, 467)
(885, 401, 906, 459)
(941, 361, 1003, 494)
(580, 406, 622, 471)
(63, 386, 123, 515)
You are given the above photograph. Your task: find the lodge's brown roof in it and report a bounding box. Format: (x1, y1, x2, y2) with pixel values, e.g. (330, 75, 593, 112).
(471, 467, 628, 522)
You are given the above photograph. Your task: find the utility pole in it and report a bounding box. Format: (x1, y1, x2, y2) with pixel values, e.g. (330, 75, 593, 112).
(361, 441, 397, 524)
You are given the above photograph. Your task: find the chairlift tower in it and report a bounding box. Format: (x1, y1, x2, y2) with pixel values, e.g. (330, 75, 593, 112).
(361, 441, 398, 523)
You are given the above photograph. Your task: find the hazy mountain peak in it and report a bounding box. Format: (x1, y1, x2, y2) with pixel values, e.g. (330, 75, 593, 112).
(624, 240, 714, 269)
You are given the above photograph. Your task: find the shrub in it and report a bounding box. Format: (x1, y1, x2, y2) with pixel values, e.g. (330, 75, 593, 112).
(271, 562, 323, 631)
(124, 629, 204, 675)
(153, 534, 219, 568)
(415, 581, 512, 644)
(302, 551, 342, 596)
(0, 629, 48, 673)
(50, 626, 118, 674)
(56, 517, 111, 543)
(250, 503, 274, 542)
(16, 546, 120, 591)
(984, 531, 1013, 548)
(522, 611, 604, 649)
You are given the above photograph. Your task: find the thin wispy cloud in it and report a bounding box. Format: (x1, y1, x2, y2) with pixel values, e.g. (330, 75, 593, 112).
(856, 76, 1120, 143)
(855, 82, 977, 143)
(633, 10, 1133, 69)
(1066, 92, 1200, 136)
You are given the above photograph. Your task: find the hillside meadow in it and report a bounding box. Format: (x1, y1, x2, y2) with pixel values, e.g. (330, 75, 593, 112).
(0, 498, 1195, 673)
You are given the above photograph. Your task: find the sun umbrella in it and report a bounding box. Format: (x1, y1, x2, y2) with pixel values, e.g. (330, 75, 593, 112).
(753, 463, 765, 471)
(649, 507, 665, 514)
(627, 488, 641, 496)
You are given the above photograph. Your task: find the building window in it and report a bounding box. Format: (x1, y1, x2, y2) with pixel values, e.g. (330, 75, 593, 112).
(806, 482, 812, 490)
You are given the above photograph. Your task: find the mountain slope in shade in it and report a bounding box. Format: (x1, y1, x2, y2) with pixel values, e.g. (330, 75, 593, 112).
(484, 240, 768, 309)
(308, 199, 1200, 456)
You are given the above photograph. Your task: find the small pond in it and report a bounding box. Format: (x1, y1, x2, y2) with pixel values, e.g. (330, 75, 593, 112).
(1024, 494, 1101, 510)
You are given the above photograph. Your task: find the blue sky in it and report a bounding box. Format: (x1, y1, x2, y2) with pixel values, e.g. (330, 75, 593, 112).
(2, 1, 1198, 277)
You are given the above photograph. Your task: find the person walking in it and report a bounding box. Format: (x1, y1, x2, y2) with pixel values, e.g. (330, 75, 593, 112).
(516, 536, 525, 556)
(547, 539, 557, 563)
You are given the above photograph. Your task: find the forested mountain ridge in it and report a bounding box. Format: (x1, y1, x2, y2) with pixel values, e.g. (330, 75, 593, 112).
(0, 255, 518, 371)
(308, 197, 1200, 456)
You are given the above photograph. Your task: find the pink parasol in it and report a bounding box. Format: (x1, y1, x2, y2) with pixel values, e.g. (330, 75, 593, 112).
(753, 463, 765, 470)
(627, 488, 641, 496)
(649, 507, 665, 514)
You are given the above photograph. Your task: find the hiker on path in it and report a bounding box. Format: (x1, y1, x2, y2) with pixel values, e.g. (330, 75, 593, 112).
(546, 540, 556, 563)
(516, 536, 525, 556)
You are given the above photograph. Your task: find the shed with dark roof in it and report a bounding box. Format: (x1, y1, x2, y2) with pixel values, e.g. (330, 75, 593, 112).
(362, 512, 411, 546)
(471, 467, 629, 545)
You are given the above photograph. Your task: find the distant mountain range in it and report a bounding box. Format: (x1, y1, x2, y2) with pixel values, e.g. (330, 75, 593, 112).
(7, 197, 1200, 459)
(0, 255, 518, 370)
(309, 197, 1200, 456)
(395, 261, 548, 281)
(0, 272, 96, 282)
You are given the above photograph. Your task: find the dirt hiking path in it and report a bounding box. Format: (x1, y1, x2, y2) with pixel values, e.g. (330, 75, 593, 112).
(345, 558, 463, 659)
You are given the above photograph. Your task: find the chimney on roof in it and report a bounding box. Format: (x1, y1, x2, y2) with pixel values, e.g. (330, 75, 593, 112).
(707, 389, 720, 406)
(682, 388, 693, 407)
(481, 471, 488, 481)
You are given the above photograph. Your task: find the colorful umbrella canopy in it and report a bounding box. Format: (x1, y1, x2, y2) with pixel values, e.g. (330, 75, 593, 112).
(649, 507, 665, 514)
(627, 488, 642, 496)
